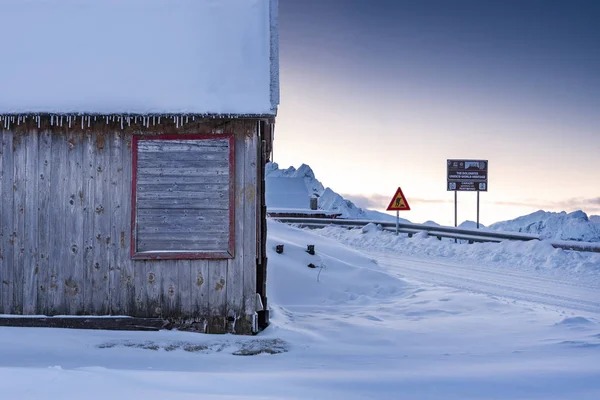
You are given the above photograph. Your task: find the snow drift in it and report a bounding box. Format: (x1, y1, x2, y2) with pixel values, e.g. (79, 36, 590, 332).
(490, 210, 600, 242)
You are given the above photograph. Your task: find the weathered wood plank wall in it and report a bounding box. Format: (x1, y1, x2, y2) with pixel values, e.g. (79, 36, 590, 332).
(0, 119, 259, 334)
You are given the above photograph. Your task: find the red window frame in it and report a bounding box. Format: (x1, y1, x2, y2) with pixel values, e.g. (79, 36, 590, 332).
(131, 134, 235, 260)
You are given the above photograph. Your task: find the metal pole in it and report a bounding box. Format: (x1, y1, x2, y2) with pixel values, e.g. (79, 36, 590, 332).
(396, 210, 399, 235)
(477, 191, 480, 229)
(454, 190, 457, 227)
(454, 190, 458, 243)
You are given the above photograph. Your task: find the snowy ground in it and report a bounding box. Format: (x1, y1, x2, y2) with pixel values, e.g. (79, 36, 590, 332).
(2, 221, 600, 399)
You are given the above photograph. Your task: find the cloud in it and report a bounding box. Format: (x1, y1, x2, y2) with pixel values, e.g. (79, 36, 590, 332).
(488, 197, 600, 216)
(341, 194, 600, 215)
(340, 193, 452, 209)
(340, 193, 390, 209)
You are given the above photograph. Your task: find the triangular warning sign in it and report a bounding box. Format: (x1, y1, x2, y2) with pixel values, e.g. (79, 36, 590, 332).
(386, 187, 411, 211)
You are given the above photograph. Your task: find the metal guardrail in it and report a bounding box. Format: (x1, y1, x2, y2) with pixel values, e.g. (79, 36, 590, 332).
(271, 217, 600, 253)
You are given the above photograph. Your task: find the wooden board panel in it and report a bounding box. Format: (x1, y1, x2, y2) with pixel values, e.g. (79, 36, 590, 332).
(226, 131, 246, 333)
(136, 239, 228, 252)
(82, 132, 96, 314)
(44, 133, 61, 314)
(0, 131, 10, 314)
(137, 160, 230, 169)
(136, 175, 229, 185)
(65, 132, 85, 314)
(12, 134, 26, 314)
(138, 153, 229, 162)
(23, 131, 39, 314)
(161, 260, 183, 319)
(190, 260, 210, 331)
(138, 140, 229, 153)
(137, 167, 229, 177)
(118, 134, 135, 315)
(136, 191, 228, 200)
(207, 259, 228, 333)
(137, 183, 229, 193)
(243, 131, 259, 319)
(109, 132, 124, 315)
(133, 260, 162, 318)
(136, 208, 229, 224)
(176, 260, 192, 322)
(134, 135, 234, 258)
(36, 131, 53, 314)
(91, 133, 110, 314)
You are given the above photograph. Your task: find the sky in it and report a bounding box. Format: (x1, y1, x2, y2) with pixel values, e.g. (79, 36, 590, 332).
(274, 0, 600, 226)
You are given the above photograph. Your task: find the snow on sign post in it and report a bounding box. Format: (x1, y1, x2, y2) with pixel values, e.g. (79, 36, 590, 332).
(386, 187, 411, 235)
(447, 159, 488, 229)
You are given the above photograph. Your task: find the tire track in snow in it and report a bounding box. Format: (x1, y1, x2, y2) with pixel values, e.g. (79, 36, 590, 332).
(370, 252, 600, 315)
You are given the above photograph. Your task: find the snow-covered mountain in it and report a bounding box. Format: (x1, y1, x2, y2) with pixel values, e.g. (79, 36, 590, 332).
(266, 162, 599, 242)
(266, 162, 400, 222)
(489, 210, 600, 242)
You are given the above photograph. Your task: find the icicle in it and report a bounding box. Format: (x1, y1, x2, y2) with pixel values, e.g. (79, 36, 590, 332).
(81, 116, 84, 130)
(51, 115, 54, 126)
(127, 116, 131, 127)
(37, 116, 40, 129)
(17, 116, 21, 126)
(186, 115, 189, 124)
(176, 116, 179, 129)
(146, 117, 150, 128)
(158, 116, 161, 124)
(193, 116, 195, 121)
(60, 116, 63, 127)
(135, 116, 138, 124)
(153, 116, 156, 125)
(68, 116, 71, 128)
(120, 116, 124, 130)
(88, 116, 91, 128)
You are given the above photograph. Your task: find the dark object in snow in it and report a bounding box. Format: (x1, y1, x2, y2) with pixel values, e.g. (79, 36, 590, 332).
(276, 245, 284, 254)
(307, 263, 317, 269)
(306, 244, 315, 255)
(0, 316, 168, 331)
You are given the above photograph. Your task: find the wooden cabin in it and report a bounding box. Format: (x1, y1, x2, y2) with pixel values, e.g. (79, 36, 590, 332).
(0, 0, 278, 335)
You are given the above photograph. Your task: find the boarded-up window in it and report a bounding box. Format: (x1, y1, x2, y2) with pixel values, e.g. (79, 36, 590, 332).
(131, 134, 235, 259)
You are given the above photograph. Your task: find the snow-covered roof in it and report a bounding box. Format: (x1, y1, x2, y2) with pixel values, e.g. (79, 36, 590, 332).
(266, 177, 312, 210)
(0, 0, 279, 116)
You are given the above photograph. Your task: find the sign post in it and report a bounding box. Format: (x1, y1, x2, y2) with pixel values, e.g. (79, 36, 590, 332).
(386, 187, 411, 235)
(447, 159, 488, 230)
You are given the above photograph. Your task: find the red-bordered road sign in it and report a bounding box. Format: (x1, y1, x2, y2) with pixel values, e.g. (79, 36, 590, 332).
(386, 187, 411, 211)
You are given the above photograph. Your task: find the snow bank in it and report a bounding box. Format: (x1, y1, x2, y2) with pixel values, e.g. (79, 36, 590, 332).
(0, 0, 278, 115)
(312, 225, 600, 282)
(267, 220, 408, 307)
(490, 210, 600, 242)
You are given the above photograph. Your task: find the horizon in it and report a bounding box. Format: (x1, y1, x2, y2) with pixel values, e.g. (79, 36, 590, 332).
(274, 0, 600, 226)
(268, 160, 599, 226)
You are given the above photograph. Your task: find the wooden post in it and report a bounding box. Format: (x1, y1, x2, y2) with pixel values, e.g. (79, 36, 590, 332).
(396, 211, 399, 235)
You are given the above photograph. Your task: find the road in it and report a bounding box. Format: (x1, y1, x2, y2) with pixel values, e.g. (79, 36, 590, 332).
(369, 251, 600, 316)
